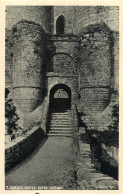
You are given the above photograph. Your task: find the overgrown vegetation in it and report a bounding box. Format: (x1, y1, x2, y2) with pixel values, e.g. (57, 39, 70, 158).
(108, 103, 119, 131)
(78, 96, 119, 147)
(5, 88, 22, 141)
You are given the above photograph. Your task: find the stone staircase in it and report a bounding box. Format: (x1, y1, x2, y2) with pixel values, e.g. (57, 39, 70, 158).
(47, 100, 73, 137)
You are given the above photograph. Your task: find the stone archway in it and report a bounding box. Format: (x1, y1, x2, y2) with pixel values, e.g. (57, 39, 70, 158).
(49, 84, 71, 111)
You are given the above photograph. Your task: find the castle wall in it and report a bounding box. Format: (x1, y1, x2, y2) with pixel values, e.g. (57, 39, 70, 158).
(53, 6, 119, 35)
(51, 54, 75, 74)
(13, 22, 45, 113)
(113, 32, 119, 91)
(46, 36, 79, 73)
(5, 30, 13, 88)
(6, 6, 53, 34)
(73, 6, 119, 34)
(48, 53, 75, 74)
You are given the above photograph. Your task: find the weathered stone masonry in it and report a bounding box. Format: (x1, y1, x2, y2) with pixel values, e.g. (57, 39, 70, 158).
(5, 6, 119, 137)
(5, 126, 46, 171)
(13, 22, 45, 114)
(79, 24, 113, 113)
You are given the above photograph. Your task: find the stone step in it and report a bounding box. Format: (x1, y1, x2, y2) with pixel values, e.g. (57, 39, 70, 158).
(50, 119, 73, 122)
(49, 126, 73, 129)
(52, 113, 71, 115)
(49, 120, 72, 123)
(52, 110, 71, 111)
(48, 128, 73, 131)
(48, 133, 73, 137)
(51, 114, 71, 116)
(49, 126, 73, 130)
(50, 120, 72, 123)
(50, 127, 73, 130)
(50, 123, 72, 126)
(50, 124, 73, 127)
(49, 123, 73, 128)
(50, 122, 73, 125)
(50, 128, 73, 131)
(51, 116, 72, 119)
(51, 113, 71, 116)
(51, 115, 71, 118)
(49, 124, 73, 127)
(51, 110, 71, 113)
(51, 106, 70, 108)
(51, 113, 71, 115)
(49, 130, 73, 134)
(51, 115, 72, 118)
(51, 106, 70, 107)
(50, 119, 72, 122)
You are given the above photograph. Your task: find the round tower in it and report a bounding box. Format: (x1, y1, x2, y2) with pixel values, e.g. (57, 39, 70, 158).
(79, 24, 112, 113)
(13, 21, 45, 113)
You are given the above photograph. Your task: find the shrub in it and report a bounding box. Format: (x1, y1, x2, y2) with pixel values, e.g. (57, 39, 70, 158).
(5, 88, 22, 141)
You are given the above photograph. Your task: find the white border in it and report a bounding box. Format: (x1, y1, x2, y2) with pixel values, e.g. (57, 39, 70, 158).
(0, 1, 122, 194)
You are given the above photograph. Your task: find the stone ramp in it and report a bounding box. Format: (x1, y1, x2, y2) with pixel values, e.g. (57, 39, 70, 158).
(5, 137, 76, 189)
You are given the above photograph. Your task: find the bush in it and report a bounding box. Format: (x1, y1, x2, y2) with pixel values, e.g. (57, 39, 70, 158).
(5, 89, 22, 141)
(108, 104, 119, 131)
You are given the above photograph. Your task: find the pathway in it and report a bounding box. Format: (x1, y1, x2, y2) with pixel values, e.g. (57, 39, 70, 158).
(6, 136, 76, 190)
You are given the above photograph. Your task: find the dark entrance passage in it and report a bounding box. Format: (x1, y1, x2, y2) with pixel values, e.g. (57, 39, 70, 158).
(49, 84, 71, 112)
(47, 84, 73, 136)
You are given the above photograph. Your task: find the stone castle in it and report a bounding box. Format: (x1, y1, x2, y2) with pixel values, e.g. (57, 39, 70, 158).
(5, 6, 119, 132)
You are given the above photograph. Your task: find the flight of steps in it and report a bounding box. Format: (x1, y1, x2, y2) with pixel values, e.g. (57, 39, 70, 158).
(47, 101, 73, 137)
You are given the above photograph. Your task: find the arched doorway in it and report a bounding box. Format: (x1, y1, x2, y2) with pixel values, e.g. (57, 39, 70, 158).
(49, 84, 71, 112)
(47, 84, 73, 136)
